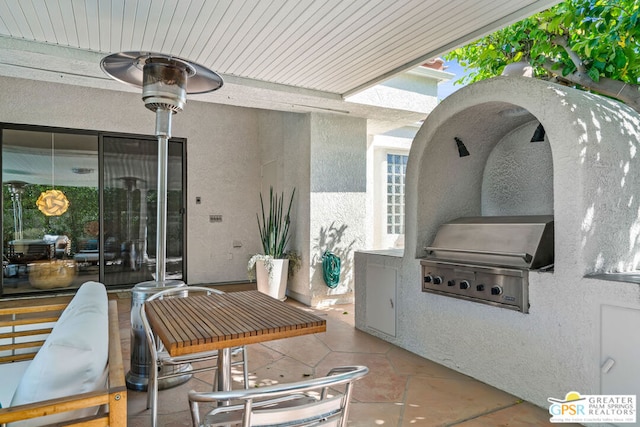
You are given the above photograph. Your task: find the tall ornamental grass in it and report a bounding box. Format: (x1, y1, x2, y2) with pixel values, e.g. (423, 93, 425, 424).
(257, 187, 295, 258)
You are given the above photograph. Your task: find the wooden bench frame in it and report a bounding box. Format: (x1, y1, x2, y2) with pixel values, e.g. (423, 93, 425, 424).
(0, 299, 127, 426)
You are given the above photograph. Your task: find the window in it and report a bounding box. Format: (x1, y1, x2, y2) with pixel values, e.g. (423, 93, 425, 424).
(386, 154, 407, 234)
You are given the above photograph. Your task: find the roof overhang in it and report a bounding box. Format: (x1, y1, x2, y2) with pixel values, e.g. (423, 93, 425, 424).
(0, 0, 561, 131)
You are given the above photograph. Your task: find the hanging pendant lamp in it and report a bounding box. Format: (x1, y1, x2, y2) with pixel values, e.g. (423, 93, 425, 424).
(36, 134, 69, 216)
(36, 189, 69, 216)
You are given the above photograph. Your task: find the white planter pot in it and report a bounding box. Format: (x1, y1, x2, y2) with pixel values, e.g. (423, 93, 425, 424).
(256, 259, 289, 301)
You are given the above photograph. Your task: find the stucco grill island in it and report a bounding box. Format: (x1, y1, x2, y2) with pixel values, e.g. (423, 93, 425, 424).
(355, 76, 640, 412)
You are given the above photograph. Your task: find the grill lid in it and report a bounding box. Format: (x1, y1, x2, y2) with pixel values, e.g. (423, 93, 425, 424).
(424, 215, 554, 269)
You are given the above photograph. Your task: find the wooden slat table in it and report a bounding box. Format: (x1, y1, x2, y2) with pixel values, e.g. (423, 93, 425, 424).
(144, 290, 327, 391)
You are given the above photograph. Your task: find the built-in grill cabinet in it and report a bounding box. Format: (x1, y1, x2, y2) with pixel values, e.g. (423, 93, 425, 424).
(421, 215, 554, 313)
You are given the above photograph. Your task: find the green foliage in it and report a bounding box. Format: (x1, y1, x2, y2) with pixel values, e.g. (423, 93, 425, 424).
(257, 187, 295, 258)
(446, 0, 640, 87)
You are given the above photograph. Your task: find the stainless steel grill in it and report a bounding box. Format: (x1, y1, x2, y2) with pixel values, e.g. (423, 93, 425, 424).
(420, 215, 554, 313)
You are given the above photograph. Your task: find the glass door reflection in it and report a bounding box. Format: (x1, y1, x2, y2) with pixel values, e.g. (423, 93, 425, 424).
(102, 136, 184, 286)
(2, 127, 185, 296)
(2, 129, 99, 294)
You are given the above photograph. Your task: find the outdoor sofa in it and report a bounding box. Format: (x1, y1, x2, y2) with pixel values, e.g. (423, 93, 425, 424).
(0, 281, 127, 426)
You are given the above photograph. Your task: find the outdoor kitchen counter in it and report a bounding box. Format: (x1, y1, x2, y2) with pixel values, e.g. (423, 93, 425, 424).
(586, 272, 640, 285)
(356, 249, 403, 257)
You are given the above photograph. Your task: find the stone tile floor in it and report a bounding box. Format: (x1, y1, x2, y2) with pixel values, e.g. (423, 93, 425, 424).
(116, 287, 578, 426)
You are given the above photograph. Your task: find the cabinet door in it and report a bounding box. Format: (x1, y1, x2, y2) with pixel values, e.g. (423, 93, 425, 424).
(601, 304, 640, 427)
(365, 263, 396, 336)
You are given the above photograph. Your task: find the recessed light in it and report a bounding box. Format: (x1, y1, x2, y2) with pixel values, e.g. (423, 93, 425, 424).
(72, 167, 94, 174)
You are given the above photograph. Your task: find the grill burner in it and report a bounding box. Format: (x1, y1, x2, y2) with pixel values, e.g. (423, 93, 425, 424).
(421, 215, 554, 313)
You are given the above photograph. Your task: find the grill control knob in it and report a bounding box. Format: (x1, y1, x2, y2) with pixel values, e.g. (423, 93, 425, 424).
(476, 284, 485, 292)
(459, 280, 470, 290)
(447, 280, 456, 287)
(433, 276, 443, 285)
(424, 275, 432, 283)
(491, 286, 503, 295)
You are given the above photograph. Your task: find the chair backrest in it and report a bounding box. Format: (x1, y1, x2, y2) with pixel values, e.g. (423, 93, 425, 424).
(146, 285, 223, 302)
(188, 365, 368, 427)
(140, 286, 223, 353)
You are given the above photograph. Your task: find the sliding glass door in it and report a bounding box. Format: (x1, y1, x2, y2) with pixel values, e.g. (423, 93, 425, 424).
(102, 135, 185, 287)
(1, 126, 185, 296)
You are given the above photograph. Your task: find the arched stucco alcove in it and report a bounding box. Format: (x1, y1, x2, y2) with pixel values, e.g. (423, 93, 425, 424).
(356, 77, 640, 410)
(406, 76, 640, 276)
(408, 101, 550, 255)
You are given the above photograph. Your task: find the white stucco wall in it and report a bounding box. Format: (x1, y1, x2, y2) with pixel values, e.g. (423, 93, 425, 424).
(257, 110, 312, 300)
(347, 66, 451, 113)
(185, 103, 262, 284)
(482, 120, 554, 216)
(0, 75, 261, 284)
(290, 113, 367, 306)
(0, 74, 376, 308)
(356, 76, 640, 414)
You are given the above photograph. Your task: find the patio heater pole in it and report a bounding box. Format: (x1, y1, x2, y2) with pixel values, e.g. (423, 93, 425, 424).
(154, 109, 172, 283)
(100, 52, 223, 391)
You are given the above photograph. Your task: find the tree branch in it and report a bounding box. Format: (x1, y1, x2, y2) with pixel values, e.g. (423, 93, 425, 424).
(541, 59, 640, 113)
(552, 35, 586, 73)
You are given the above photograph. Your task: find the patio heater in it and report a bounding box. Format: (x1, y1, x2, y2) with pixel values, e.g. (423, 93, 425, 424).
(101, 52, 223, 390)
(117, 176, 143, 272)
(6, 181, 27, 240)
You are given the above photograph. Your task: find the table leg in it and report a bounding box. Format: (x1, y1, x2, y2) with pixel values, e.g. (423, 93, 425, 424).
(212, 347, 233, 420)
(217, 347, 232, 405)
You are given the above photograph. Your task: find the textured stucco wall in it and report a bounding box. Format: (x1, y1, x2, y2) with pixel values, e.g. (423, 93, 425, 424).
(0, 75, 262, 284)
(347, 72, 439, 113)
(293, 113, 367, 306)
(253, 110, 366, 306)
(184, 100, 261, 284)
(356, 76, 640, 411)
(283, 113, 312, 301)
(482, 120, 553, 216)
(0, 75, 372, 306)
(257, 110, 312, 300)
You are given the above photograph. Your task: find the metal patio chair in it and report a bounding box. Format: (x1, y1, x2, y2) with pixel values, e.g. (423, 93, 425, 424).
(141, 285, 249, 427)
(188, 365, 369, 427)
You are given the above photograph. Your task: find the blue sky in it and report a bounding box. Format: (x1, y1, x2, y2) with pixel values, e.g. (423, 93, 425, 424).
(438, 60, 472, 100)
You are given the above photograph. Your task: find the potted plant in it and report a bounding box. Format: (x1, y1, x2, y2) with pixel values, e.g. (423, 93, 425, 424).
(247, 187, 298, 300)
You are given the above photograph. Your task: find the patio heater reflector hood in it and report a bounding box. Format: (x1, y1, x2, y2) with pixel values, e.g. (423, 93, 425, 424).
(99, 51, 223, 100)
(101, 51, 223, 283)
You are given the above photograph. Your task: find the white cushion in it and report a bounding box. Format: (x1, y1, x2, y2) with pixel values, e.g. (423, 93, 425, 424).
(9, 281, 109, 427)
(0, 360, 31, 409)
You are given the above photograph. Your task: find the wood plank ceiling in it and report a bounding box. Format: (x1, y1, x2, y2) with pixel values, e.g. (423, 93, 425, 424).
(0, 0, 560, 97)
